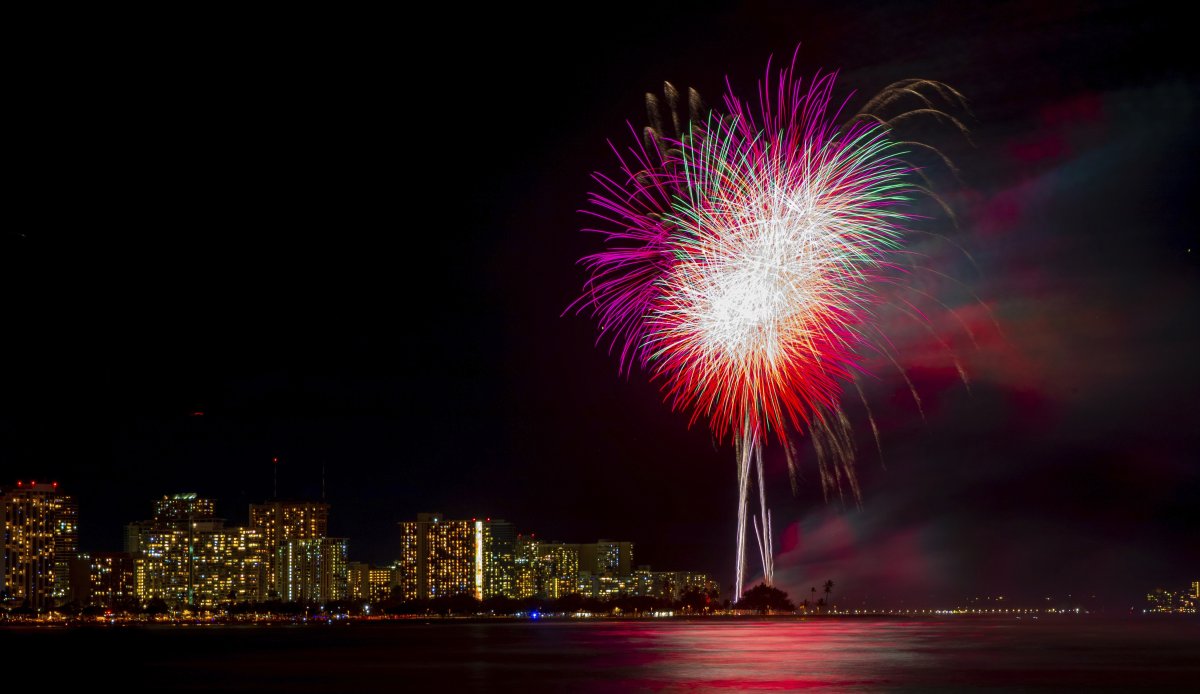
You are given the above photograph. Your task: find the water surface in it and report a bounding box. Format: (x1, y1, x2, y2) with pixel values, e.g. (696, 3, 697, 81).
(6, 617, 1197, 691)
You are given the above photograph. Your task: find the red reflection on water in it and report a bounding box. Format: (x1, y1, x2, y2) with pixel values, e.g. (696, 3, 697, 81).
(568, 618, 1200, 692)
(586, 621, 910, 690)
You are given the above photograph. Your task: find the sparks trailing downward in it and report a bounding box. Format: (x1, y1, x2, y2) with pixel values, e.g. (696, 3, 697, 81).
(576, 53, 964, 600)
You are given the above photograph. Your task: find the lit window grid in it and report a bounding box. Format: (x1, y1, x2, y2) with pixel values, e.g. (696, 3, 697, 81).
(250, 501, 330, 599)
(398, 518, 514, 601)
(275, 538, 348, 604)
(1, 486, 74, 609)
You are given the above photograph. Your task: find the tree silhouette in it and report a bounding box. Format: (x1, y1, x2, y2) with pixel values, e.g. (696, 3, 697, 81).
(739, 583, 796, 613)
(811, 586, 817, 612)
(678, 588, 710, 613)
(823, 580, 834, 612)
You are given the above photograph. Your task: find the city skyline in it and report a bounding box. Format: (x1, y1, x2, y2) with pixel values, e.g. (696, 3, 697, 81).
(3, 477, 1191, 611)
(1, 480, 722, 611)
(1, 478, 718, 580)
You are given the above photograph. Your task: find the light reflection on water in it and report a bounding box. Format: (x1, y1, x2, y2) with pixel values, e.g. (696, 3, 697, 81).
(5, 617, 1198, 691)
(442, 618, 1200, 691)
(605, 621, 938, 689)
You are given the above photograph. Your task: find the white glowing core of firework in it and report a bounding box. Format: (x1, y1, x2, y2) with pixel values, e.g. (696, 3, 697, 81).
(686, 186, 837, 364)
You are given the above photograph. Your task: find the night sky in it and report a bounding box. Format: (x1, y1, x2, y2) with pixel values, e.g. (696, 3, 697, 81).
(4, 2, 1196, 607)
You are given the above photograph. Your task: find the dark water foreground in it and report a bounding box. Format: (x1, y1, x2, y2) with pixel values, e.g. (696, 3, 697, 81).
(4, 616, 1198, 691)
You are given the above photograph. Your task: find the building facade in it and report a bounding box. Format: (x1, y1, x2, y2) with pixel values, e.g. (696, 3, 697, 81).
(127, 493, 266, 608)
(673, 571, 719, 599)
(275, 537, 348, 604)
(630, 568, 675, 600)
(579, 571, 632, 600)
(514, 534, 539, 599)
(348, 562, 392, 603)
(192, 526, 265, 606)
(50, 494, 78, 603)
(249, 500, 330, 600)
(397, 514, 513, 601)
(348, 561, 369, 601)
(127, 495, 219, 608)
(483, 520, 516, 600)
(509, 538, 581, 599)
(367, 567, 392, 602)
(1, 481, 76, 609)
(71, 551, 136, 609)
(537, 542, 579, 598)
(578, 540, 633, 577)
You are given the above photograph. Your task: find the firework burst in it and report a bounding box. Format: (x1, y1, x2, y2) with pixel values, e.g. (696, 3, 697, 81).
(576, 52, 965, 599)
(651, 70, 914, 444)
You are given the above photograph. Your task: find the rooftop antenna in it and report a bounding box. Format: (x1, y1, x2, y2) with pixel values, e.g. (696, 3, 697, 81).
(321, 462, 326, 502)
(273, 456, 279, 499)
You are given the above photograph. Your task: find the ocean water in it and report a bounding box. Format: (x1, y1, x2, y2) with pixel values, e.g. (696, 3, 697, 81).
(5, 616, 1198, 691)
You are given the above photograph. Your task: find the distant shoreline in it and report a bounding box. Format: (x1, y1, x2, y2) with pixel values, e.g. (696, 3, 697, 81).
(4, 612, 1189, 629)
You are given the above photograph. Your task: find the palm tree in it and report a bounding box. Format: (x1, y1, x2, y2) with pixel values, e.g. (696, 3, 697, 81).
(811, 586, 817, 612)
(824, 580, 834, 613)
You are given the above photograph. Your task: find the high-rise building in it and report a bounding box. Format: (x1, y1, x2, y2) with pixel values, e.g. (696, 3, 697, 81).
(127, 494, 219, 608)
(275, 537, 347, 604)
(1, 481, 75, 609)
(128, 493, 264, 608)
(249, 500, 329, 600)
(192, 526, 265, 606)
(397, 514, 509, 601)
(398, 513, 474, 600)
(530, 542, 580, 599)
(578, 540, 633, 577)
(509, 535, 582, 599)
(396, 520, 421, 601)
(514, 534, 540, 599)
(483, 520, 516, 599)
(428, 519, 476, 599)
(50, 494, 78, 602)
(1192, 581, 1199, 599)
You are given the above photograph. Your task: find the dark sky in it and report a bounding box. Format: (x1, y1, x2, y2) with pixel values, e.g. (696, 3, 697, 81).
(4, 1, 1196, 607)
